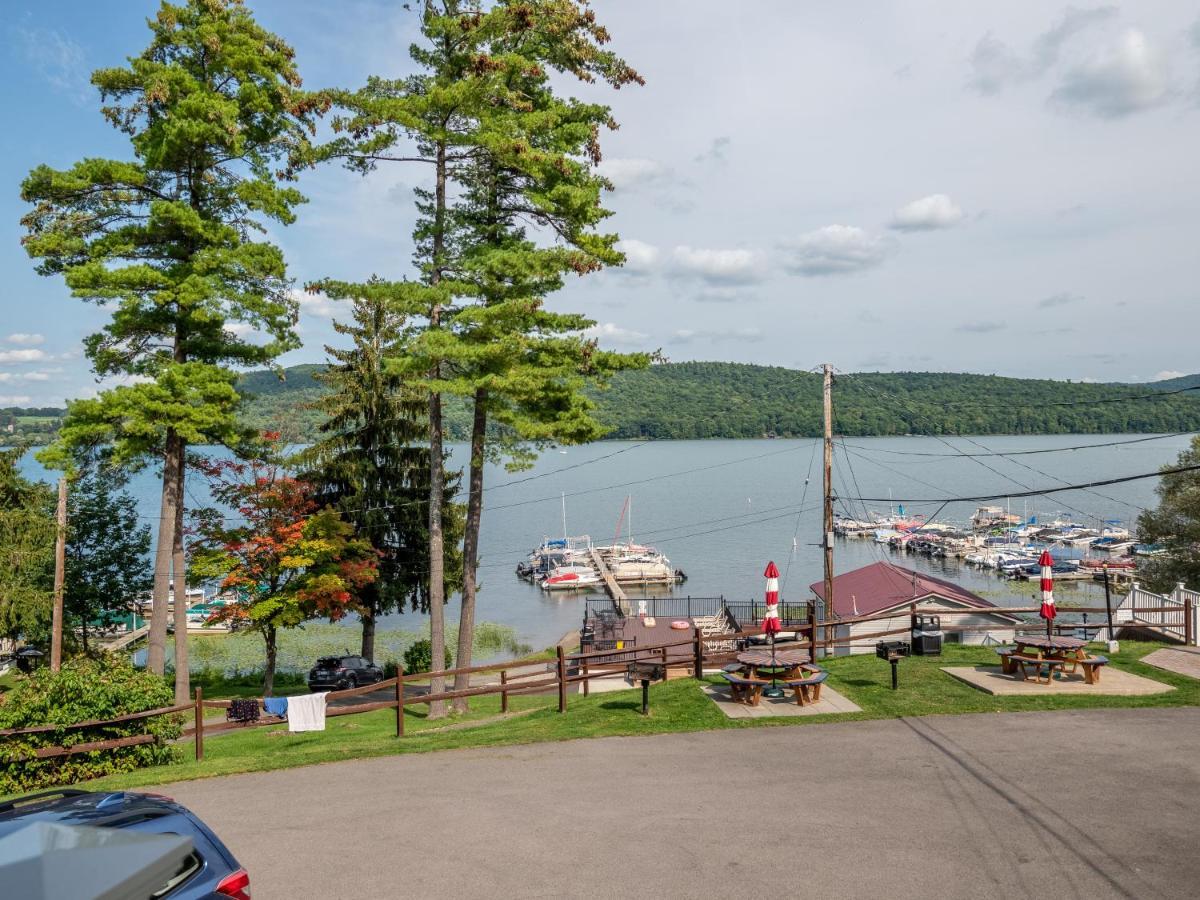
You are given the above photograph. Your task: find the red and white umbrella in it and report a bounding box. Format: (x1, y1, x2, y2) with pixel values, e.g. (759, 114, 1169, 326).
(1038, 549, 1057, 636)
(763, 561, 782, 638)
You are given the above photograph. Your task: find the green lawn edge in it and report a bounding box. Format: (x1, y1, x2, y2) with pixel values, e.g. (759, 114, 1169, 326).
(7, 641, 1195, 797)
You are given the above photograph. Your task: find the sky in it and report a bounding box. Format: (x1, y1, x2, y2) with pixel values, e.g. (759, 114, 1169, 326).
(2, 0, 1199, 408)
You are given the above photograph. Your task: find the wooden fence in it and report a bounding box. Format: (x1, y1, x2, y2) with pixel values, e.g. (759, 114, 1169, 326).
(3, 600, 1191, 766)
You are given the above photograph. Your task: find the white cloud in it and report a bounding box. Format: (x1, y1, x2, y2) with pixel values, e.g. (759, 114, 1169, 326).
(0, 349, 48, 364)
(12, 24, 89, 103)
(225, 322, 256, 337)
(889, 194, 964, 231)
(671, 245, 766, 285)
(1050, 29, 1170, 118)
(5, 333, 45, 346)
(0, 371, 51, 383)
(694, 136, 731, 164)
(968, 32, 1024, 95)
(293, 289, 343, 319)
(582, 322, 649, 346)
(1037, 292, 1081, 308)
(614, 239, 660, 274)
(968, 7, 1118, 95)
(780, 226, 892, 277)
(596, 157, 671, 190)
(1152, 370, 1186, 381)
(956, 321, 1006, 334)
(673, 326, 763, 343)
(0, 395, 33, 405)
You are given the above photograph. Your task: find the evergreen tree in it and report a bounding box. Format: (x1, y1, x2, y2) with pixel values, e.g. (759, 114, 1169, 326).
(440, 0, 648, 709)
(0, 450, 55, 645)
(64, 459, 152, 653)
(297, 293, 463, 662)
(310, 0, 490, 717)
(1137, 436, 1200, 592)
(21, 0, 318, 701)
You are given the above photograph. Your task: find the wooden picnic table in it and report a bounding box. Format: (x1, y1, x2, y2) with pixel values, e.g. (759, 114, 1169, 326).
(1003, 635, 1107, 684)
(736, 648, 811, 679)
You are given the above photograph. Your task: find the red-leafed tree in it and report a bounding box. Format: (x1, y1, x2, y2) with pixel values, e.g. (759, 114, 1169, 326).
(190, 437, 379, 695)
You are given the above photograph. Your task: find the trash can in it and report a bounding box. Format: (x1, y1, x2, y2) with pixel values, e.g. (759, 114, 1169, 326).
(912, 614, 943, 656)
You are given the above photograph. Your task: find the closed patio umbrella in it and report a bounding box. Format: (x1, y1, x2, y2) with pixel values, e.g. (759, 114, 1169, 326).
(1038, 549, 1056, 638)
(762, 561, 783, 696)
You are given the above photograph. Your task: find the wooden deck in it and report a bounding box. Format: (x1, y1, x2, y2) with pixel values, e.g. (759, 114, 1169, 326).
(590, 547, 629, 612)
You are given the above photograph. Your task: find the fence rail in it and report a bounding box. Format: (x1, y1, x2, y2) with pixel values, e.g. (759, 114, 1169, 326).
(6, 588, 1196, 773)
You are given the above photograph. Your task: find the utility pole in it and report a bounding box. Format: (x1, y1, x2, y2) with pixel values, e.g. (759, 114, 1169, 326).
(50, 476, 67, 671)
(818, 363, 835, 660)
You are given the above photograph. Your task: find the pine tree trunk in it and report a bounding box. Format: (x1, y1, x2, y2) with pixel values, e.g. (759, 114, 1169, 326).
(147, 429, 181, 676)
(453, 389, 487, 713)
(172, 451, 189, 705)
(361, 600, 377, 663)
(426, 138, 449, 720)
(263, 624, 278, 697)
(81, 620, 88, 654)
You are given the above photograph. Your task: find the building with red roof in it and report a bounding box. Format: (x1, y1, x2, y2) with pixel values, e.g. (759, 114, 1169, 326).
(808, 561, 1022, 654)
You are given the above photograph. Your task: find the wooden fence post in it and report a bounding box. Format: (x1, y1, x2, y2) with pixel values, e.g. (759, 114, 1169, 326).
(500, 670, 509, 713)
(582, 659, 589, 697)
(194, 686, 203, 762)
(556, 646, 567, 713)
(660, 643, 669, 675)
(693, 626, 703, 680)
(395, 672, 404, 738)
(1186, 598, 1194, 646)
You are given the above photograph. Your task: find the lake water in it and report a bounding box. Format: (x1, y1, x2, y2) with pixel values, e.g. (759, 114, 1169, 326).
(18, 433, 1192, 653)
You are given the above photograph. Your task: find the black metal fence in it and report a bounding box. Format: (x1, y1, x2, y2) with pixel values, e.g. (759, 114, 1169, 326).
(726, 600, 811, 630)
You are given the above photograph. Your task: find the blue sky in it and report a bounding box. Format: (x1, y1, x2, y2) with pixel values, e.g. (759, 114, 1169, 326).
(3, 1, 1200, 408)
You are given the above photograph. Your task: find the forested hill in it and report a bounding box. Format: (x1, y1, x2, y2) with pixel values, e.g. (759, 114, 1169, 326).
(6, 363, 1199, 446)
(235, 361, 1200, 441)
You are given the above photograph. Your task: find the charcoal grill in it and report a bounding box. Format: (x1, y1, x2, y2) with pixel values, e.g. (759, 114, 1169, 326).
(876, 640, 911, 690)
(627, 662, 665, 715)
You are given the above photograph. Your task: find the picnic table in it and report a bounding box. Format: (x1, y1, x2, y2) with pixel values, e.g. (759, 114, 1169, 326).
(999, 635, 1108, 685)
(723, 656, 824, 706)
(735, 648, 811, 680)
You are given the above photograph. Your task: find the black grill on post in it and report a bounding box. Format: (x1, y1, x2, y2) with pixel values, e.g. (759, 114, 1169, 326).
(876, 641, 910, 690)
(627, 662, 665, 715)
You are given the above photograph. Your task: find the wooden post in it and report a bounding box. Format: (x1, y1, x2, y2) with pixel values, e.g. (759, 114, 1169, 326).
(1186, 598, 1194, 647)
(808, 603, 817, 664)
(693, 626, 704, 680)
(194, 686, 204, 762)
(822, 363, 835, 634)
(556, 645, 567, 713)
(395, 672, 404, 737)
(500, 670, 509, 713)
(582, 659, 589, 697)
(50, 477, 67, 672)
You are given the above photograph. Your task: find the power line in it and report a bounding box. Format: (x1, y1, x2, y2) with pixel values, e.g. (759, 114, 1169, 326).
(840, 463, 1200, 504)
(840, 432, 1194, 458)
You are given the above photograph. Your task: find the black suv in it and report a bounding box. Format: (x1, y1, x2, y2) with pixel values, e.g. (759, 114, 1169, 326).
(307, 654, 384, 691)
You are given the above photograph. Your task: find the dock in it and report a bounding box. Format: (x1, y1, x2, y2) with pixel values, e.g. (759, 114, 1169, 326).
(590, 547, 630, 614)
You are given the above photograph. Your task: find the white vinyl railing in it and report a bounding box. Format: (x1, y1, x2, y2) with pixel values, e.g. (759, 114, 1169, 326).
(1115, 582, 1198, 645)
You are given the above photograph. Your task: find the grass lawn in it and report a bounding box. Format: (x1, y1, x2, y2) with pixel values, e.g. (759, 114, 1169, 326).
(13, 640, 1198, 796)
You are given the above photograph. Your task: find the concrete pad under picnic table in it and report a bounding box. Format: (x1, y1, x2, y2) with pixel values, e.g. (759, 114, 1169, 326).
(1142, 646, 1200, 680)
(702, 682, 861, 718)
(943, 665, 1174, 697)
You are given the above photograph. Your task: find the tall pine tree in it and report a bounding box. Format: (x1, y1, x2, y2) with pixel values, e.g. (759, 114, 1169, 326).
(440, 0, 647, 708)
(21, 0, 319, 701)
(297, 292, 463, 662)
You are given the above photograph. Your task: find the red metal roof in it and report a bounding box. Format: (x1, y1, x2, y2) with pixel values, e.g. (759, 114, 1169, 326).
(807, 562, 998, 617)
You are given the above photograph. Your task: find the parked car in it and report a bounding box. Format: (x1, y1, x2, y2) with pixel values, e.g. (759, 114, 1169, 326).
(0, 788, 250, 898)
(307, 654, 384, 691)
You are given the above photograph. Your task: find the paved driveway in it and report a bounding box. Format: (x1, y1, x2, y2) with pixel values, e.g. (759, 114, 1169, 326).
(155, 707, 1200, 899)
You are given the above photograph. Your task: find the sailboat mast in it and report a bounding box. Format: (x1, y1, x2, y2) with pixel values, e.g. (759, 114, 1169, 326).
(561, 492, 567, 543)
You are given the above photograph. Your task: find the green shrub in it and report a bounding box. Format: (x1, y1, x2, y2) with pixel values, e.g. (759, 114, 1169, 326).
(402, 639, 453, 675)
(0, 655, 181, 794)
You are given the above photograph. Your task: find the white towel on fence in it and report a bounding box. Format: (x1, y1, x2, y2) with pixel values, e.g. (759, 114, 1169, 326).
(287, 692, 328, 732)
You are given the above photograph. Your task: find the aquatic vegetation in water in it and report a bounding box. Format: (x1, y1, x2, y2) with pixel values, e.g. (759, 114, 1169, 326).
(173, 622, 531, 676)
